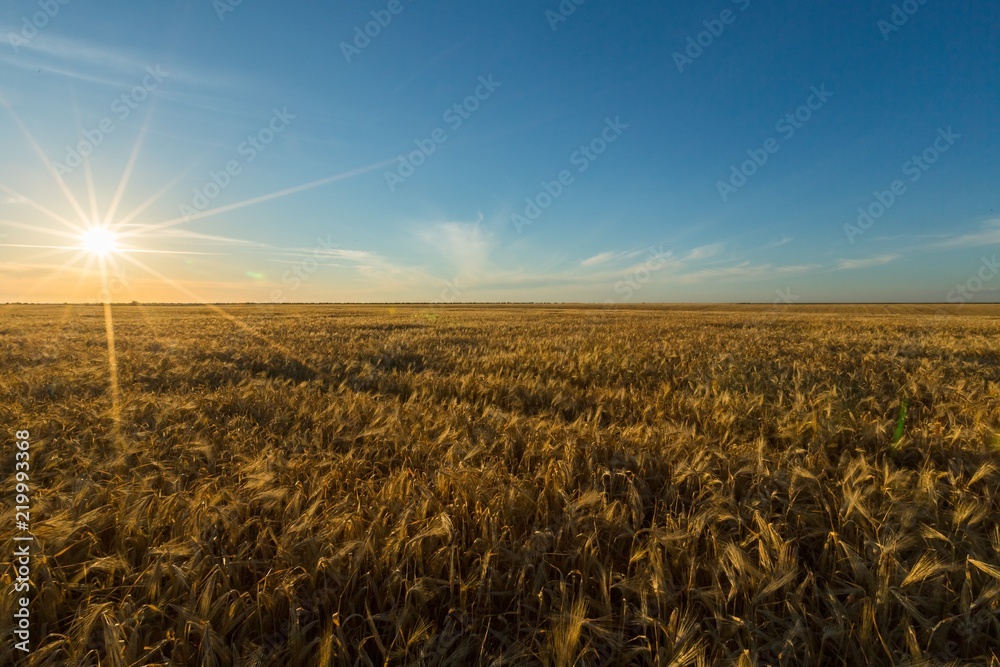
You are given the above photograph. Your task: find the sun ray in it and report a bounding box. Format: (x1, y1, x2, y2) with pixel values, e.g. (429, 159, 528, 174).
(0, 235, 220, 260)
(116, 252, 337, 384)
(83, 154, 102, 227)
(98, 258, 123, 447)
(0, 246, 92, 270)
(122, 296, 188, 370)
(72, 93, 103, 227)
(135, 157, 399, 235)
(0, 219, 82, 241)
(111, 164, 200, 232)
(9, 254, 93, 276)
(74, 253, 98, 299)
(0, 96, 90, 230)
(60, 252, 97, 301)
(15, 251, 94, 302)
(0, 183, 87, 233)
(103, 100, 158, 226)
(3, 244, 95, 251)
(56, 254, 99, 329)
(118, 247, 221, 255)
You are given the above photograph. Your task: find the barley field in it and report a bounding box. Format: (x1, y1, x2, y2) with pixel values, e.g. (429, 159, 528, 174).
(2, 304, 1000, 666)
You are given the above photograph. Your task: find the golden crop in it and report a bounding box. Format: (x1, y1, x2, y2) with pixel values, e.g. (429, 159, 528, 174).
(1, 304, 999, 665)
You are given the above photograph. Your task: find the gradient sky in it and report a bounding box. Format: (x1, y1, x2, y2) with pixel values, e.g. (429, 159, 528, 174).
(0, 0, 998, 303)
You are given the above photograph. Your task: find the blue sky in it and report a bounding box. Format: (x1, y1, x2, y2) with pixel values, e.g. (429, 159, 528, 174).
(0, 0, 998, 303)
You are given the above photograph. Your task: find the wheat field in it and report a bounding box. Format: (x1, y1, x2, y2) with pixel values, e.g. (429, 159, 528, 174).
(2, 304, 999, 666)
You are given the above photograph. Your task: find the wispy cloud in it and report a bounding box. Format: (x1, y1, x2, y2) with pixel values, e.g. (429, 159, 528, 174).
(415, 216, 492, 278)
(261, 244, 421, 285)
(682, 243, 725, 261)
(571, 242, 809, 289)
(580, 251, 626, 267)
(763, 235, 793, 249)
(581, 243, 709, 270)
(833, 254, 897, 271)
(151, 230, 418, 284)
(922, 219, 1000, 250)
(678, 262, 820, 284)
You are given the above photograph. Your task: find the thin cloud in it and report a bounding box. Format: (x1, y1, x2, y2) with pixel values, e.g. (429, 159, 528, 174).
(682, 243, 725, 261)
(581, 251, 625, 267)
(415, 216, 492, 278)
(922, 219, 1000, 250)
(581, 246, 674, 268)
(834, 255, 897, 271)
(678, 262, 820, 284)
(763, 235, 793, 249)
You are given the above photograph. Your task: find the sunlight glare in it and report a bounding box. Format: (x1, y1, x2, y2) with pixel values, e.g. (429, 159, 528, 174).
(81, 226, 119, 257)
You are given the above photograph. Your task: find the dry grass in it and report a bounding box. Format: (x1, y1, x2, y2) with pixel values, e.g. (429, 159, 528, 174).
(2, 304, 999, 666)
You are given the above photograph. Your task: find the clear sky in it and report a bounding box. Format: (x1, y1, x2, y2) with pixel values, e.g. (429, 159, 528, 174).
(0, 0, 997, 303)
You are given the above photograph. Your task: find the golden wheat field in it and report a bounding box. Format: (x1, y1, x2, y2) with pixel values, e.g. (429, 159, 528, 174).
(2, 304, 1000, 666)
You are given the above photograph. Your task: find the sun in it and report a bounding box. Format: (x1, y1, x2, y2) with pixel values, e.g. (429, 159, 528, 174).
(80, 226, 120, 257)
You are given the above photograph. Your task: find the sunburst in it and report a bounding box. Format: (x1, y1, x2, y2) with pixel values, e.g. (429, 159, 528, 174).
(1, 91, 393, 450)
(80, 225, 120, 258)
